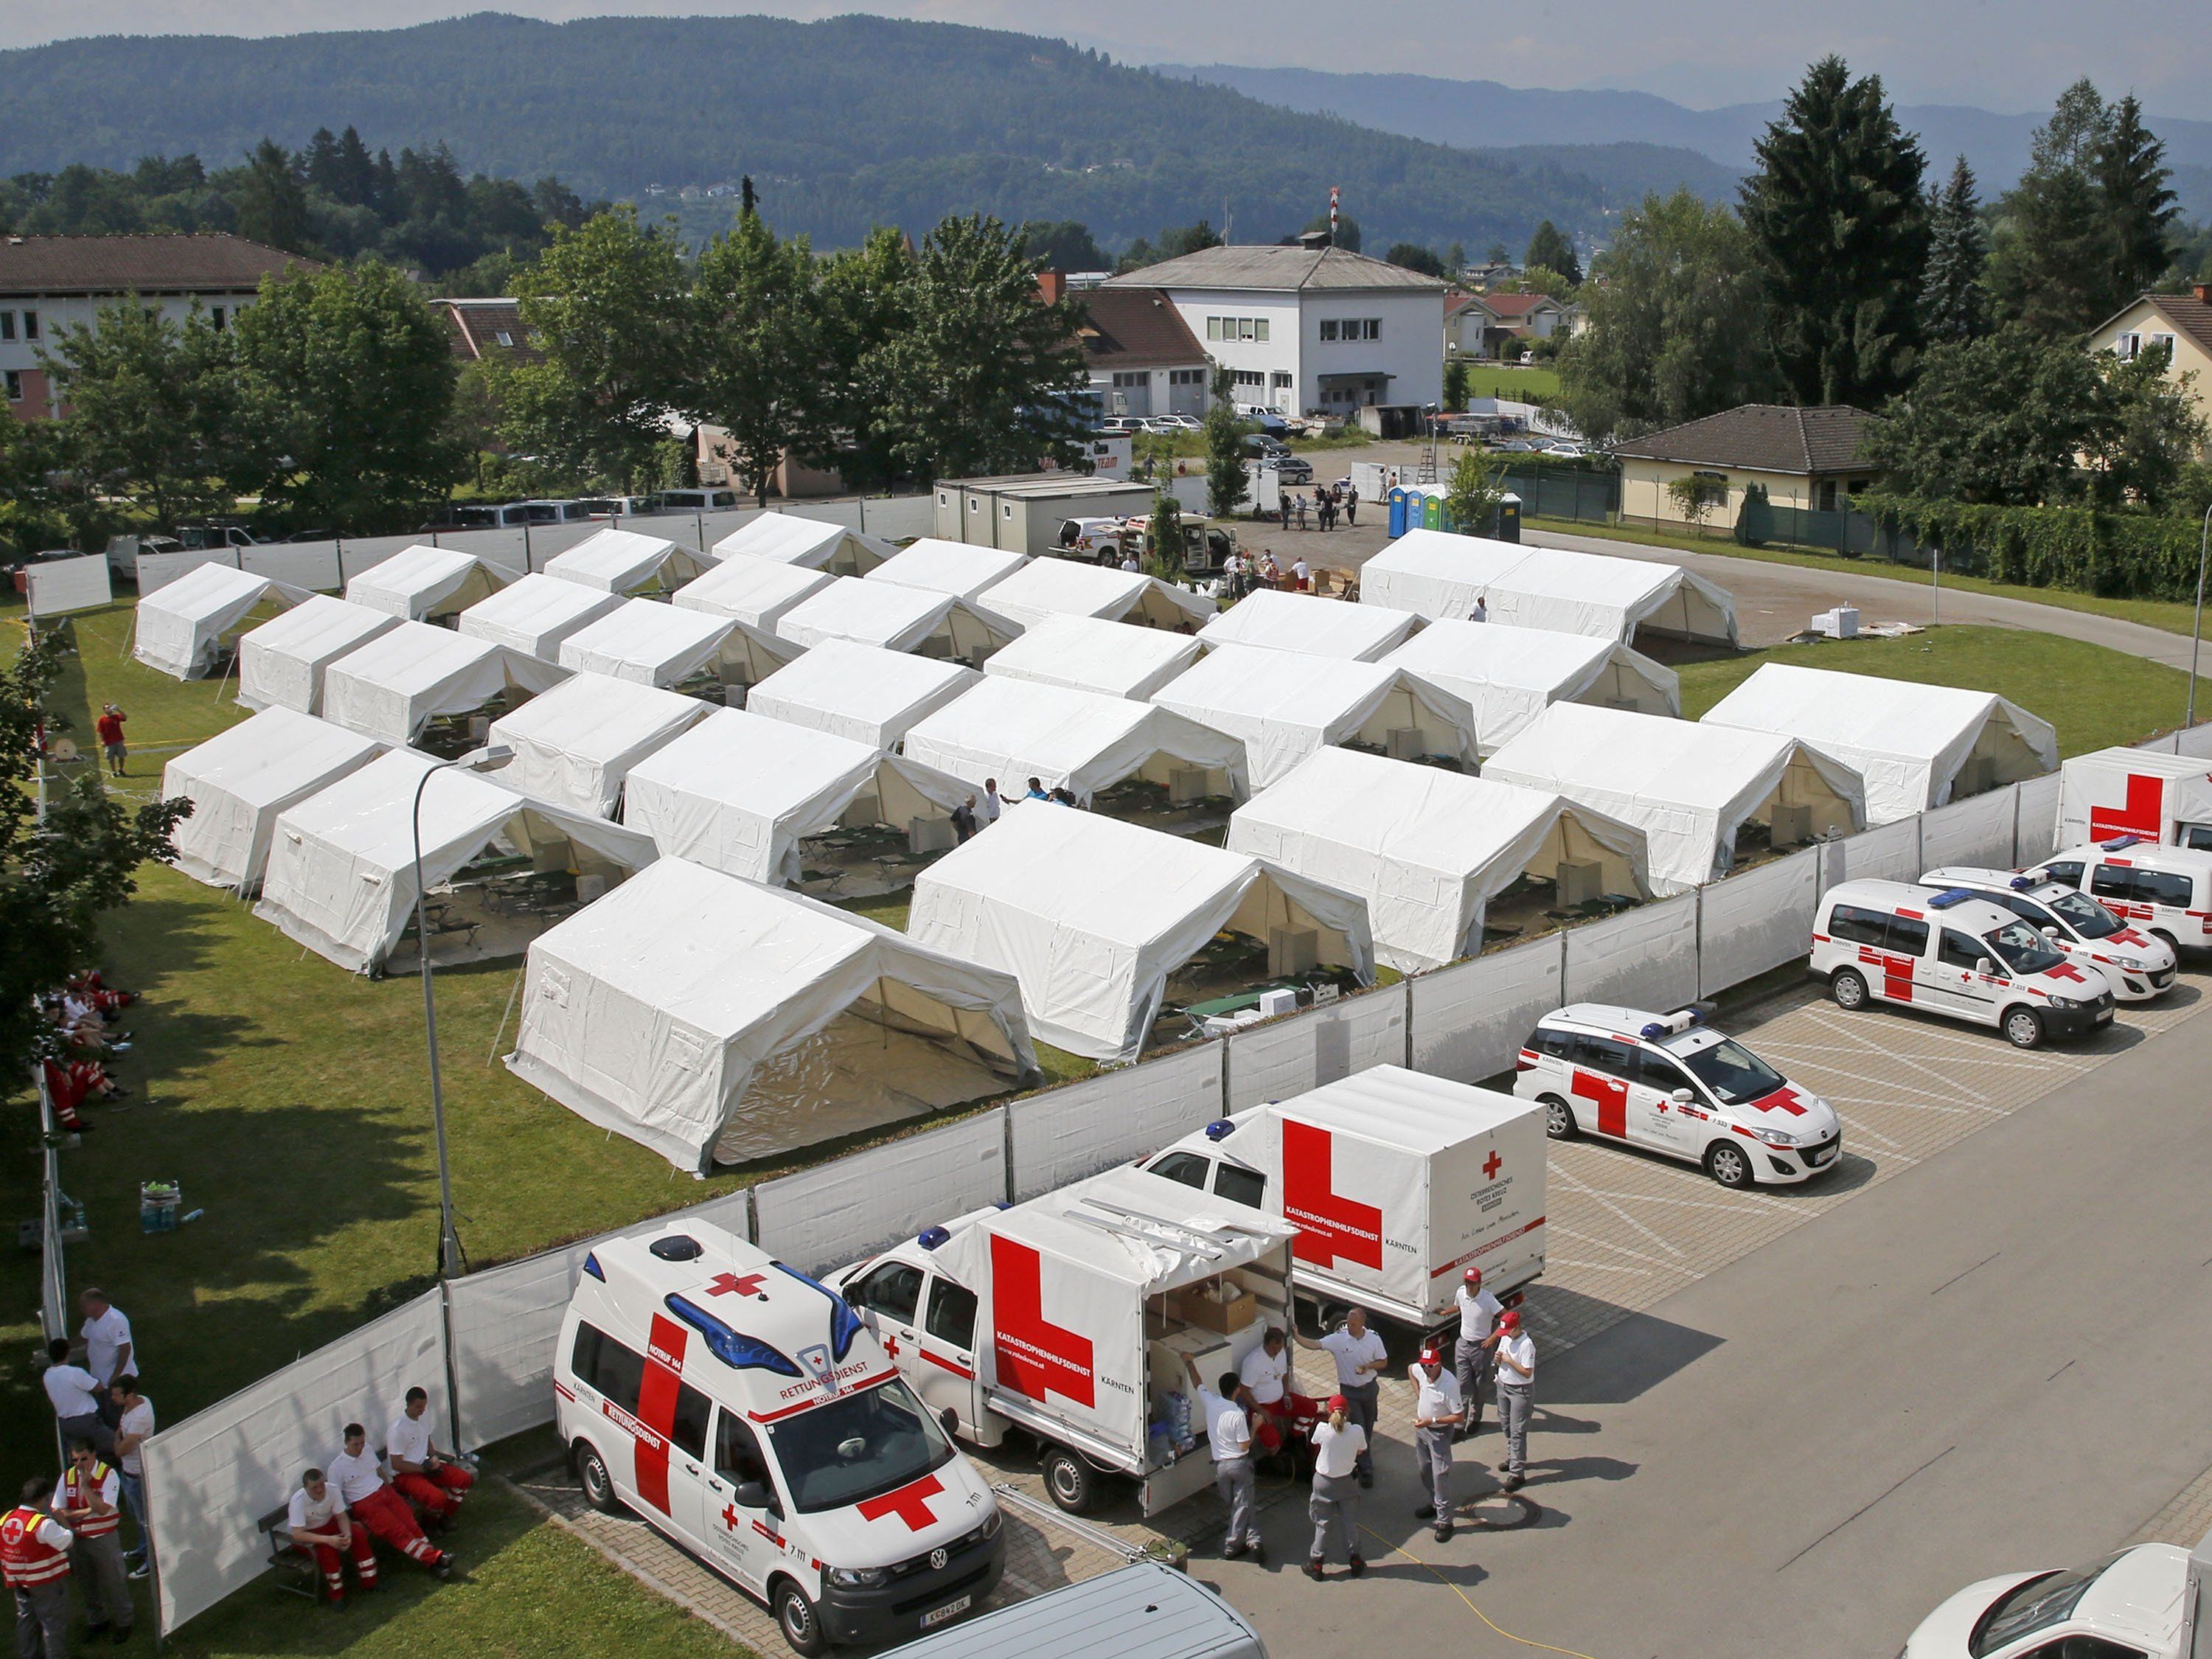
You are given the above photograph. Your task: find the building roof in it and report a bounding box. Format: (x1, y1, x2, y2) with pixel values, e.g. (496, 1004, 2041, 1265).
(1478, 292, 1559, 321)
(438, 299, 540, 364)
(2090, 288, 2212, 361)
(1074, 286, 1208, 369)
(1102, 243, 1450, 295)
(1444, 291, 1493, 321)
(0, 233, 315, 296)
(1607, 404, 1876, 476)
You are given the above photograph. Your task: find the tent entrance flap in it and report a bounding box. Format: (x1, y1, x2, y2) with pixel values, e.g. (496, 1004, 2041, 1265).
(1225, 872, 1366, 978)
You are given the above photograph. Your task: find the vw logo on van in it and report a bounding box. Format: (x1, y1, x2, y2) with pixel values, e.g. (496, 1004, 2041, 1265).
(929, 1547, 949, 1571)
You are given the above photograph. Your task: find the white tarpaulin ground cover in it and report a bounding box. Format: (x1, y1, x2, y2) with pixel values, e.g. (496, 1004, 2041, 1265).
(1197, 588, 1422, 661)
(321, 620, 566, 745)
(506, 856, 1036, 1171)
(236, 597, 399, 714)
(555, 594, 795, 689)
(743, 639, 978, 752)
(1360, 529, 1739, 645)
(1700, 662, 2058, 825)
(1484, 702, 1865, 892)
(907, 805, 1372, 1062)
(671, 553, 836, 630)
(711, 514, 897, 574)
(456, 574, 627, 663)
(1150, 642, 1478, 788)
(133, 563, 285, 679)
(344, 545, 502, 621)
(542, 527, 708, 595)
(1227, 747, 1651, 972)
(981, 613, 1203, 700)
(903, 675, 1248, 804)
(864, 537, 1029, 602)
(773, 575, 1015, 661)
(487, 671, 710, 818)
(975, 557, 1215, 632)
(622, 707, 969, 884)
(162, 709, 382, 894)
(1382, 619, 1680, 756)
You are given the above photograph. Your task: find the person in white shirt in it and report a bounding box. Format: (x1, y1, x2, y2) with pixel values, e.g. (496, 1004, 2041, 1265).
(80, 1289, 135, 1397)
(1315, 1309, 1388, 1486)
(41, 1339, 113, 1458)
(1235, 1326, 1318, 1455)
(1490, 1310, 1535, 1492)
(286, 1467, 375, 1606)
(1408, 1346, 1464, 1542)
(1291, 557, 1310, 591)
(1471, 593, 1489, 623)
(387, 1386, 474, 1528)
(110, 1375, 154, 1575)
(1303, 1395, 1366, 1581)
(328, 1423, 453, 1578)
(980, 780, 1003, 823)
(1453, 1267, 1503, 1441)
(1183, 1356, 1263, 1562)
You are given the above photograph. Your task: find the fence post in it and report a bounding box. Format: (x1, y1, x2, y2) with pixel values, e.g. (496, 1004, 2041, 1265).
(522, 521, 533, 574)
(745, 1186, 762, 1247)
(333, 538, 344, 592)
(1694, 886, 1705, 999)
(2011, 785, 2024, 864)
(1002, 1107, 1018, 1206)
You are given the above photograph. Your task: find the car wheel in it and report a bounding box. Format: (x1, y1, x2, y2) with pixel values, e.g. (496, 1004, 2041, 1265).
(1830, 968, 1868, 1011)
(1540, 1094, 1577, 1140)
(2004, 1007, 2045, 1049)
(2152, 930, 2180, 957)
(1706, 1139, 1755, 1189)
(775, 1580, 829, 1657)
(1042, 1447, 1097, 1514)
(574, 1441, 622, 1515)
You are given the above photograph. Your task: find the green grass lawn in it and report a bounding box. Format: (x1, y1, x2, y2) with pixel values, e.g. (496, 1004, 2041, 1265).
(1451, 362, 1560, 403)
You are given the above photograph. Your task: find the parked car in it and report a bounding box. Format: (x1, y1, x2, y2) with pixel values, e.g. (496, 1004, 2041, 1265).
(1242, 434, 1292, 460)
(1144, 413, 1203, 434)
(425, 503, 534, 532)
(1902, 1534, 2210, 1658)
(516, 498, 595, 526)
(1237, 407, 1292, 437)
(661, 487, 742, 512)
(1096, 417, 1147, 437)
(1259, 454, 1314, 484)
(575, 495, 664, 519)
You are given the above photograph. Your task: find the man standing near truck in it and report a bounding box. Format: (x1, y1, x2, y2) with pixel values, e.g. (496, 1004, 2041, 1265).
(1490, 1310, 1535, 1492)
(1184, 1356, 1264, 1563)
(1409, 1347, 1463, 1543)
(1454, 1267, 1503, 1443)
(1316, 1309, 1388, 1487)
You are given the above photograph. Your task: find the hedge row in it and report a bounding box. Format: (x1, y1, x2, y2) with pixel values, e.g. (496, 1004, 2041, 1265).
(1862, 494, 2209, 601)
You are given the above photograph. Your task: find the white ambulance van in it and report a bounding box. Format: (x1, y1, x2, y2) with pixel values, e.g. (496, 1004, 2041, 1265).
(1134, 1065, 1545, 1340)
(1903, 1524, 2212, 1658)
(830, 1166, 1297, 1517)
(2028, 837, 2212, 957)
(1919, 866, 2177, 1001)
(556, 1221, 1004, 1655)
(1811, 877, 2115, 1048)
(2056, 747, 2212, 852)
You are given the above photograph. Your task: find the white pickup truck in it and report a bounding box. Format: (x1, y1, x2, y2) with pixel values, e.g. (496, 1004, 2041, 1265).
(1903, 1529, 2212, 1658)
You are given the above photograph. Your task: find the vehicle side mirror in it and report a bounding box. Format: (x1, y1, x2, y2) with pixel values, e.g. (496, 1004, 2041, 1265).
(734, 1479, 771, 1510)
(1975, 959, 1996, 977)
(2039, 926, 2060, 939)
(939, 1408, 960, 1441)
(1669, 1088, 1694, 1105)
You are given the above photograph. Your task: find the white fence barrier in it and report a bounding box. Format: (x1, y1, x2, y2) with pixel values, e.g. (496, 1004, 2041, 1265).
(754, 1110, 1008, 1277)
(1225, 982, 1410, 1111)
(1833, 815, 1922, 885)
(1698, 847, 1819, 998)
(1007, 1044, 1223, 1201)
(1922, 787, 2019, 872)
(2014, 773, 2063, 866)
(26, 554, 112, 618)
(1407, 935, 1562, 1085)
(1563, 891, 1699, 1011)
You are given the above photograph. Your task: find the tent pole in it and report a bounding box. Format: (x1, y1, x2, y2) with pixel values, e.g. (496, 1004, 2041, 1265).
(487, 963, 526, 1065)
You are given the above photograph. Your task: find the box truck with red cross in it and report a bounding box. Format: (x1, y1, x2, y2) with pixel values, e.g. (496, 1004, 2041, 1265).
(828, 1166, 1298, 1517)
(2058, 748, 2212, 854)
(1135, 1065, 1547, 1341)
(555, 1221, 1004, 1655)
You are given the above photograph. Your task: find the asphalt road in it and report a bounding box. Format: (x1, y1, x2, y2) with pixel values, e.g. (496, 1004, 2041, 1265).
(1219, 990, 2212, 1659)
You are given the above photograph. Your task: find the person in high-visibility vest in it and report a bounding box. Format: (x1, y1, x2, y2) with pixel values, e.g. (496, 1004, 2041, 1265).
(55, 1442, 133, 1643)
(2, 1475, 76, 1659)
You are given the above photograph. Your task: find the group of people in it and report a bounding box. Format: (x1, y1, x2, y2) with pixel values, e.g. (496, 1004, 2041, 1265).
(284, 1391, 473, 1610)
(1278, 482, 1358, 533)
(1223, 549, 1314, 600)
(36, 972, 139, 1133)
(950, 776, 1079, 842)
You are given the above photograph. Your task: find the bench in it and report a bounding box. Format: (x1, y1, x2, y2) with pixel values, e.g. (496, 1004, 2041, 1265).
(257, 1506, 318, 1601)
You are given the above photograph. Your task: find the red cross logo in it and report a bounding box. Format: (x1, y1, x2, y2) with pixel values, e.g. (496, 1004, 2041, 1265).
(856, 1472, 945, 1532)
(1482, 1150, 1503, 1180)
(881, 1335, 900, 1359)
(706, 1273, 768, 1298)
(2044, 961, 2087, 984)
(2089, 773, 2163, 842)
(988, 1236, 1095, 1407)
(1571, 1069, 1629, 1138)
(1280, 1120, 1383, 1270)
(720, 1503, 742, 1531)
(1749, 1085, 1809, 1117)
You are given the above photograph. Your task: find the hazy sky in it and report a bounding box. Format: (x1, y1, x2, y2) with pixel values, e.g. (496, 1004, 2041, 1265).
(3, 0, 2206, 119)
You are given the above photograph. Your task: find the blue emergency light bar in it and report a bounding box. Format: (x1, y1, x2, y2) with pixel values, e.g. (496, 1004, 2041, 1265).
(1639, 1023, 1666, 1040)
(2101, 834, 2144, 851)
(1926, 888, 1979, 908)
(1204, 1119, 1238, 1141)
(917, 1225, 950, 1250)
(2009, 875, 2037, 890)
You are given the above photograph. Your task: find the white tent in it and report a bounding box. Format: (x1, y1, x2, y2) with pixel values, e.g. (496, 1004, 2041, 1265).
(487, 672, 711, 818)
(863, 538, 1029, 602)
(622, 707, 968, 885)
(506, 855, 1036, 1171)
(344, 545, 502, 622)
(543, 528, 709, 596)
(557, 596, 798, 690)
(904, 676, 1248, 806)
(1381, 619, 1680, 757)
(1151, 643, 1478, 789)
(976, 558, 1215, 632)
(1699, 663, 2059, 825)
(710, 514, 898, 575)
(236, 597, 399, 714)
(981, 613, 1203, 701)
(773, 576, 1016, 663)
(455, 574, 627, 663)
(161, 708, 381, 894)
(745, 639, 978, 752)
(1227, 747, 1651, 972)
(1484, 702, 1865, 892)
(133, 563, 287, 679)
(908, 807, 1374, 1063)
(321, 621, 567, 746)
(255, 747, 658, 974)
(1197, 588, 1421, 661)
(1361, 529, 1739, 646)
(671, 554, 835, 631)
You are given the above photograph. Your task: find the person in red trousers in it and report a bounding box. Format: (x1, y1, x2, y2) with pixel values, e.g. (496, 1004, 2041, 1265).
(287, 1467, 375, 1607)
(325, 1425, 452, 1580)
(386, 1388, 473, 1527)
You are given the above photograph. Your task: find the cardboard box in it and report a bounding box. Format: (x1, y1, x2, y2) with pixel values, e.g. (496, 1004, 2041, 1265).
(1175, 1281, 1257, 1335)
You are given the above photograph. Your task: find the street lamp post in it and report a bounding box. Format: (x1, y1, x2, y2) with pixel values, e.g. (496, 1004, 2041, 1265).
(2188, 504, 2212, 736)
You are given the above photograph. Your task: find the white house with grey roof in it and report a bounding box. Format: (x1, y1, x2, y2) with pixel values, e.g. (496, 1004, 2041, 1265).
(1102, 242, 1447, 417)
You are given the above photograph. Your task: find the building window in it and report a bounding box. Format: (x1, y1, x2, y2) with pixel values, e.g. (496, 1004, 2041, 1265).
(1272, 371, 1293, 389)
(1319, 319, 1338, 341)
(0, 312, 13, 342)
(4, 370, 21, 403)
(495, 330, 513, 347)
(1206, 316, 1222, 340)
(21, 310, 37, 341)
(1361, 318, 1381, 341)
(2149, 332, 2176, 360)
(1233, 369, 1265, 387)
(1113, 371, 1147, 388)
(1167, 368, 1205, 386)
(1689, 470, 1729, 508)
(2113, 332, 2140, 360)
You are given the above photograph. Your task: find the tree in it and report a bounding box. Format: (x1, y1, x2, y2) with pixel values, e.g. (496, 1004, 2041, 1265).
(1865, 324, 2102, 505)
(233, 138, 313, 253)
(1145, 487, 1184, 581)
(2079, 340, 2209, 508)
(1157, 220, 1222, 260)
(815, 226, 917, 495)
(681, 210, 831, 509)
(1666, 475, 1718, 529)
(1203, 364, 1248, 520)
(1921, 156, 1990, 344)
(1524, 220, 1582, 286)
(1443, 357, 1470, 412)
(1303, 215, 1362, 253)
(1385, 243, 1447, 278)
(1016, 219, 1107, 272)
(1739, 56, 1928, 408)
(1443, 446, 1506, 536)
(2096, 94, 2180, 307)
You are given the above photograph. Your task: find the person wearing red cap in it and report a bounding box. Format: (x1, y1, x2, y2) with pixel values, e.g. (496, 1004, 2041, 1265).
(1490, 1310, 1535, 1492)
(1304, 1395, 1366, 1582)
(1453, 1266, 1503, 1444)
(1409, 1345, 1463, 1541)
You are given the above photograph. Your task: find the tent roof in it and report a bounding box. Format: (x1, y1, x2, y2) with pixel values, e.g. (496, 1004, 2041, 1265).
(1487, 702, 1829, 813)
(456, 573, 626, 659)
(165, 706, 378, 810)
(236, 597, 399, 712)
(557, 597, 740, 684)
(1700, 662, 2058, 771)
(1196, 588, 1421, 661)
(344, 545, 497, 619)
(134, 563, 280, 678)
(1380, 619, 1680, 753)
(904, 675, 1248, 801)
(142, 560, 271, 622)
(775, 575, 1009, 655)
(488, 671, 709, 815)
(543, 527, 703, 592)
(321, 619, 562, 745)
(1361, 529, 1738, 644)
(671, 553, 835, 629)
(977, 557, 1213, 631)
(709, 515, 897, 571)
(981, 613, 1204, 700)
(626, 707, 887, 824)
(271, 746, 530, 872)
(865, 538, 1029, 602)
(745, 639, 978, 751)
(326, 618, 503, 698)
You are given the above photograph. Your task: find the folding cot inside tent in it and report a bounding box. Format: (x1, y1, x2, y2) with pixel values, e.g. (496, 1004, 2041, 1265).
(1225, 746, 1651, 973)
(161, 708, 382, 894)
(556, 596, 798, 691)
(773, 575, 1017, 664)
(1483, 701, 1865, 893)
(1150, 642, 1478, 789)
(321, 620, 567, 746)
(254, 747, 659, 974)
(975, 557, 1216, 633)
(487, 671, 712, 818)
(743, 639, 978, 752)
(133, 563, 288, 680)
(671, 553, 836, 631)
(455, 573, 627, 663)
(902, 675, 1249, 807)
(621, 707, 969, 885)
(907, 806, 1373, 1063)
(981, 613, 1205, 701)
(1359, 528, 1739, 646)
(505, 855, 1037, 1171)
(1381, 618, 1680, 757)
(1699, 662, 2058, 825)
(343, 545, 503, 622)
(542, 527, 709, 596)
(236, 596, 399, 714)
(709, 514, 898, 575)
(1196, 588, 1422, 661)
(862, 538, 1030, 602)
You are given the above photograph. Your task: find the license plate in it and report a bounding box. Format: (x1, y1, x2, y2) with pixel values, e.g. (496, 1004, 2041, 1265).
(1809, 1146, 1836, 1165)
(921, 1596, 971, 1630)
(2096, 1007, 2113, 1023)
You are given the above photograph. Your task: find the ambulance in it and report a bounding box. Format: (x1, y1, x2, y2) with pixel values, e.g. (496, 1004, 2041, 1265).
(1513, 1005, 1841, 1189)
(2056, 746, 2212, 852)
(829, 1166, 1296, 1517)
(555, 1221, 1005, 1655)
(1811, 878, 2115, 1048)
(1134, 1065, 1546, 1340)
(1919, 866, 2177, 1001)
(1902, 1526, 2212, 1658)
(2028, 837, 2212, 956)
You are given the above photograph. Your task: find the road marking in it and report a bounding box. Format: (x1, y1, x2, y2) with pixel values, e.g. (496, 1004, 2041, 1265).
(1930, 1251, 2002, 1295)
(1777, 1446, 1955, 1571)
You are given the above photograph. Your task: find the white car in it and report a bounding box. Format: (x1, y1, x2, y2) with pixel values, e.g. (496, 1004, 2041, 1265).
(1144, 413, 1203, 433)
(1513, 1004, 1842, 1188)
(1920, 866, 2177, 1001)
(1902, 1539, 2202, 1657)
(2029, 836, 2212, 957)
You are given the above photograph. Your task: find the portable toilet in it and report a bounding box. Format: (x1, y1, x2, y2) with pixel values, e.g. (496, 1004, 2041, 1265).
(1422, 492, 1444, 531)
(1496, 492, 1523, 543)
(1388, 487, 1408, 538)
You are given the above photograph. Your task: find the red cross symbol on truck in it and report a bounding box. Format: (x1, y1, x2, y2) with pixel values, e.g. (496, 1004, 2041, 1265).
(1280, 1119, 1384, 1270)
(706, 1273, 769, 1298)
(988, 1236, 1096, 1407)
(881, 1335, 900, 1359)
(857, 1472, 946, 1532)
(1482, 1150, 1503, 1180)
(2089, 773, 2164, 842)
(2044, 961, 2088, 984)
(720, 1503, 742, 1531)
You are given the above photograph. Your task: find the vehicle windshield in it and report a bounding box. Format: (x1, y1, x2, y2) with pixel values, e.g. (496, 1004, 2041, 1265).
(1664, 1035, 1787, 1105)
(1969, 1556, 2123, 1655)
(1985, 919, 2067, 975)
(764, 1378, 956, 1516)
(2044, 888, 2122, 939)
